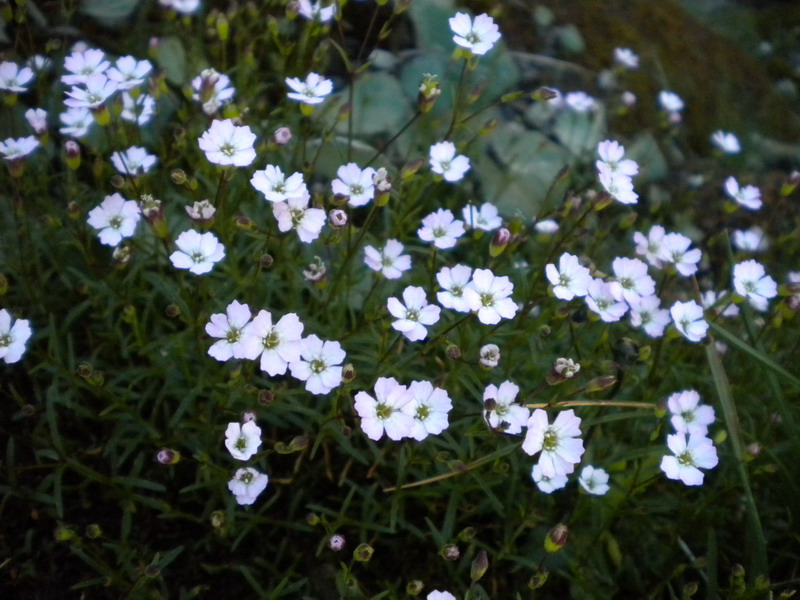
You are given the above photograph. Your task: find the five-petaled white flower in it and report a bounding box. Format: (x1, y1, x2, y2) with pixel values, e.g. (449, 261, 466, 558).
(0, 61, 35, 92)
(170, 230, 226, 275)
(711, 131, 740, 154)
(436, 264, 473, 313)
(364, 239, 411, 279)
(659, 232, 702, 276)
(106, 56, 152, 90)
(666, 390, 715, 436)
(224, 421, 262, 461)
(628, 295, 671, 338)
(613, 48, 639, 70)
(733, 259, 777, 312)
(609, 257, 655, 305)
(660, 433, 718, 486)
(111, 146, 157, 176)
(387, 286, 441, 342)
(289, 334, 345, 395)
(429, 141, 470, 182)
(286, 72, 333, 105)
(564, 91, 596, 112)
(272, 191, 327, 243)
(64, 73, 118, 109)
(597, 162, 638, 205)
(418, 209, 465, 249)
(482, 381, 529, 435)
(62, 49, 109, 86)
(332, 162, 376, 207)
(354, 377, 415, 441)
(732, 226, 768, 253)
(546, 252, 592, 300)
(448, 12, 501, 56)
(658, 91, 684, 113)
(585, 278, 628, 323)
(86, 193, 141, 247)
(159, 0, 201, 15)
(205, 300, 253, 361)
(227, 467, 269, 506)
(427, 592, 456, 600)
(724, 176, 762, 211)
(596, 140, 639, 177)
(250, 165, 306, 203)
(523, 409, 585, 478)
(59, 107, 94, 138)
(633, 225, 666, 269)
(0, 309, 32, 364)
(0, 136, 39, 161)
(532, 463, 568, 494)
(298, 0, 336, 23)
(462, 202, 501, 231)
(401, 380, 452, 441)
(25, 108, 48, 135)
(670, 300, 708, 343)
(198, 119, 257, 167)
(463, 268, 518, 325)
(241, 311, 304, 376)
(579, 465, 610, 495)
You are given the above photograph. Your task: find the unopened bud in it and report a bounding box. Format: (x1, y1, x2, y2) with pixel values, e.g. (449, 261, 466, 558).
(171, 168, 187, 185)
(273, 127, 292, 145)
(241, 411, 257, 423)
(77, 362, 93, 378)
(260, 254, 274, 269)
(406, 580, 424, 595)
(64, 140, 81, 170)
(54, 524, 77, 543)
(110, 174, 125, 189)
(328, 209, 348, 228)
(545, 523, 569, 553)
(529, 568, 549, 589)
(353, 543, 374, 562)
(490, 227, 511, 257)
(342, 363, 356, 382)
(156, 448, 180, 464)
(480, 118, 499, 136)
(306, 512, 320, 526)
(440, 544, 460, 561)
(533, 87, 558, 102)
(418, 73, 441, 113)
(585, 376, 617, 393)
(446, 344, 461, 360)
(67, 201, 80, 219)
(235, 214, 253, 230)
(457, 526, 477, 542)
(258, 389, 274, 405)
(328, 533, 346, 551)
(471, 550, 489, 582)
(186, 199, 215, 222)
(621, 91, 637, 107)
(85, 524, 103, 539)
(210, 510, 225, 528)
(144, 565, 160, 579)
(401, 158, 424, 179)
(164, 304, 180, 318)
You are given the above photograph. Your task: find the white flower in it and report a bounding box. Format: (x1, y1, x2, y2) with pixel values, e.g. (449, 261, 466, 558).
(702, 290, 739, 318)
(331, 163, 376, 207)
(250, 165, 306, 203)
(532, 463, 568, 494)
(596, 140, 639, 177)
(534, 219, 559, 234)
(0, 61, 35, 92)
(613, 47, 639, 70)
(482, 381, 529, 435)
(628, 295, 671, 338)
(111, 146, 157, 176)
(427, 592, 456, 600)
(86, 193, 141, 247)
(666, 390, 715, 436)
(522, 409, 585, 478)
(106, 56, 152, 90)
(418, 209, 465, 249)
(159, 0, 201, 15)
(286, 72, 333, 105)
(429, 141, 470, 182)
(289, 334, 345, 395)
(170, 230, 225, 275)
(62, 49, 109, 85)
(436, 264, 473, 313)
(660, 433, 718, 486)
(205, 300, 253, 361)
(564, 91, 596, 112)
(387, 286, 441, 342)
(25, 108, 48, 135)
(585, 278, 628, 322)
(448, 12, 501, 56)
(633, 225, 666, 269)
(402, 380, 452, 441)
(658, 91, 684, 113)
(711, 130, 740, 154)
(463, 268, 518, 325)
(120, 92, 155, 125)
(670, 300, 708, 343)
(198, 119, 257, 167)
(227, 467, 269, 506)
(298, 0, 336, 23)
(0, 136, 39, 161)
(191, 68, 235, 115)
(479, 343, 500, 368)
(732, 226, 768, 252)
(240, 311, 304, 376)
(546, 252, 592, 300)
(59, 107, 94, 138)
(354, 377, 415, 441)
(597, 163, 638, 205)
(609, 257, 655, 305)
(64, 73, 118, 109)
(733, 260, 777, 312)
(271, 192, 327, 243)
(0, 309, 32, 364)
(364, 239, 411, 279)
(724, 176, 762, 210)
(659, 232, 702, 276)
(186, 199, 216, 222)
(224, 421, 262, 461)
(462, 202, 501, 231)
(578, 465, 610, 495)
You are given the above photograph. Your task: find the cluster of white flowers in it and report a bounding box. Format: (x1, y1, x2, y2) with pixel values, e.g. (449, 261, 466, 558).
(660, 390, 718, 486)
(596, 139, 639, 205)
(434, 266, 518, 325)
(205, 301, 345, 395)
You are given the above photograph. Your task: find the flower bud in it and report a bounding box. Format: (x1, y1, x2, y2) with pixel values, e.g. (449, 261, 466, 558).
(235, 214, 253, 230)
(242, 411, 257, 423)
(64, 140, 81, 170)
(457, 526, 477, 542)
(374, 167, 392, 205)
(418, 73, 441, 113)
(342, 362, 356, 382)
(54, 523, 78, 543)
(144, 565, 161, 579)
(585, 376, 617, 393)
(156, 448, 180, 464)
(440, 544, 460, 561)
(139, 193, 163, 224)
(406, 580, 424, 595)
(186, 199, 216, 222)
(85, 524, 103, 539)
(67, 200, 81, 220)
(401, 158, 425, 179)
(446, 343, 461, 360)
(306, 512, 320, 526)
(621, 91, 637, 107)
(532, 87, 558, 102)
(328, 208, 348, 228)
(544, 523, 569, 553)
(258, 389, 274, 405)
(260, 254, 274, 269)
(274, 127, 292, 145)
(20, 404, 35, 417)
(165, 304, 181, 318)
(489, 227, 511, 257)
(470, 550, 489, 582)
(353, 543, 374, 562)
(77, 362, 93, 378)
(528, 568, 549, 589)
(110, 174, 125, 189)
(171, 168, 187, 185)
(210, 510, 225, 529)
(479, 344, 500, 368)
(328, 533, 346, 551)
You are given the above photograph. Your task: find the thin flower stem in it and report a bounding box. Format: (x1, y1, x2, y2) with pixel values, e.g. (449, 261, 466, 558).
(376, 333, 402, 370)
(525, 400, 654, 410)
(444, 61, 469, 140)
(366, 110, 422, 167)
(423, 313, 473, 353)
